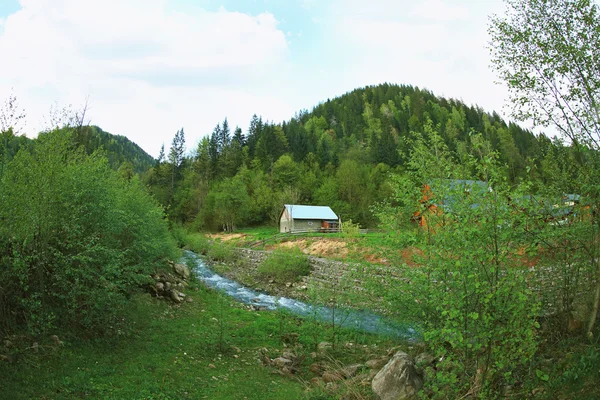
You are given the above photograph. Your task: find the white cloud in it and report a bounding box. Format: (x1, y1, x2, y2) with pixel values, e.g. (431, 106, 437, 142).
(327, 0, 510, 119)
(411, 0, 469, 22)
(0, 0, 289, 156)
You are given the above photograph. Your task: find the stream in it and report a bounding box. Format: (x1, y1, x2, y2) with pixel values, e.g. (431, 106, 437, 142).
(183, 250, 419, 341)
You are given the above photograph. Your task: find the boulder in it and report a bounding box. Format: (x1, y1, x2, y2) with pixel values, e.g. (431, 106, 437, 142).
(371, 351, 423, 400)
(174, 263, 191, 279)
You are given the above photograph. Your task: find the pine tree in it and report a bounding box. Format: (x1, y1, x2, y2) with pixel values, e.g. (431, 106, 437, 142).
(168, 128, 186, 200)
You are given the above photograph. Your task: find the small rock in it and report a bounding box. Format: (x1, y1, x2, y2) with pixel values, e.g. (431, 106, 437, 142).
(268, 279, 274, 284)
(285, 282, 292, 288)
(318, 342, 332, 351)
(156, 282, 165, 292)
(50, 335, 64, 347)
(209, 363, 216, 369)
(299, 285, 308, 290)
(272, 357, 293, 368)
(281, 351, 296, 360)
(170, 290, 182, 303)
(185, 297, 193, 303)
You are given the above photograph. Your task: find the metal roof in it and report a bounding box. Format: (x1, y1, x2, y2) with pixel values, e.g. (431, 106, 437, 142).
(284, 204, 338, 220)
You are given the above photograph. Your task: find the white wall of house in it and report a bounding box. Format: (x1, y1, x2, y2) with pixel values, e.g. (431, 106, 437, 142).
(279, 208, 293, 232)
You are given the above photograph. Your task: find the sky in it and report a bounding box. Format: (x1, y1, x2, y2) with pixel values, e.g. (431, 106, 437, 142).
(0, 0, 510, 157)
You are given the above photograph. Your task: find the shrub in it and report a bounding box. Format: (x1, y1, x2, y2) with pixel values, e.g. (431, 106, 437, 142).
(185, 234, 211, 255)
(340, 219, 360, 237)
(0, 132, 178, 338)
(258, 250, 311, 282)
(207, 242, 236, 263)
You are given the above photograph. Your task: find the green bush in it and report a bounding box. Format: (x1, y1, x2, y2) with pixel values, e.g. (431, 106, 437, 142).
(171, 225, 211, 255)
(185, 234, 211, 255)
(0, 131, 178, 338)
(207, 242, 236, 263)
(258, 250, 311, 282)
(340, 219, 360, 237)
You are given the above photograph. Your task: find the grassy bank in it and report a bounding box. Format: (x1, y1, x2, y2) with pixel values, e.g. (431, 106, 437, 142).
(0, 271, 401, 400)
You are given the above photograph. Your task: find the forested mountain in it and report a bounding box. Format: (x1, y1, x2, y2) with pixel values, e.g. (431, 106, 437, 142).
(1, 125, 155, 178)
(145, 83, 583, 231)
(52, 125, 156, 173)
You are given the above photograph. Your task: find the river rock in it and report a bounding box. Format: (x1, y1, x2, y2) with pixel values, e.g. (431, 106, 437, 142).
(170, 290, 182, 303)
(371, 351, 423, 400)
(173, 263, 191, 279)
(156, 282, 165, 292)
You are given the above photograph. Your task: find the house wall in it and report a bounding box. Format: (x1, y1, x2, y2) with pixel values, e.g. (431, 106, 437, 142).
(292, 219, 322, 232)
(279, 209, 292, 233)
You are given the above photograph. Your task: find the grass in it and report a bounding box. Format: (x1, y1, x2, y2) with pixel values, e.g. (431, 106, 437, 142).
(258, 249, 311, 282)
(0, 276, 400, 400)
(0, 288, 306, 399)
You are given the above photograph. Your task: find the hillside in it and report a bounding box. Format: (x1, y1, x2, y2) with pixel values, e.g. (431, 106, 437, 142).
(66, 125, 155, 173)
(148, 83, 575, 229)
(2, 125, 155, 174)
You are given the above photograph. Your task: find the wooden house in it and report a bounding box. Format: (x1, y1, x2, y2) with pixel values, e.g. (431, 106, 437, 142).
(279, 204, 340, 233)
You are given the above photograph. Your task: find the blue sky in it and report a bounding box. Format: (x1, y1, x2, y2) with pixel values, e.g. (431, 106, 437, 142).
(0, 0, 509, 157)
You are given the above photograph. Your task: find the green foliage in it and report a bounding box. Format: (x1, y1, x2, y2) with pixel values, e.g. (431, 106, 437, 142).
(41, 125, 155, 173)
(379, 144, 541, 397)
(258, 250, 311, 282)
(340, 219, 360, 237)
(206, 242, 236, 264)
(144, 83, 557, 230)
(0, 131, 177, 338)
(489, 0, 600, 148)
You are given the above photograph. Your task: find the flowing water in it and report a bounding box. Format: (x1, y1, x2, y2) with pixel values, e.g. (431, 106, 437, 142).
(183, 250, 419, 341)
